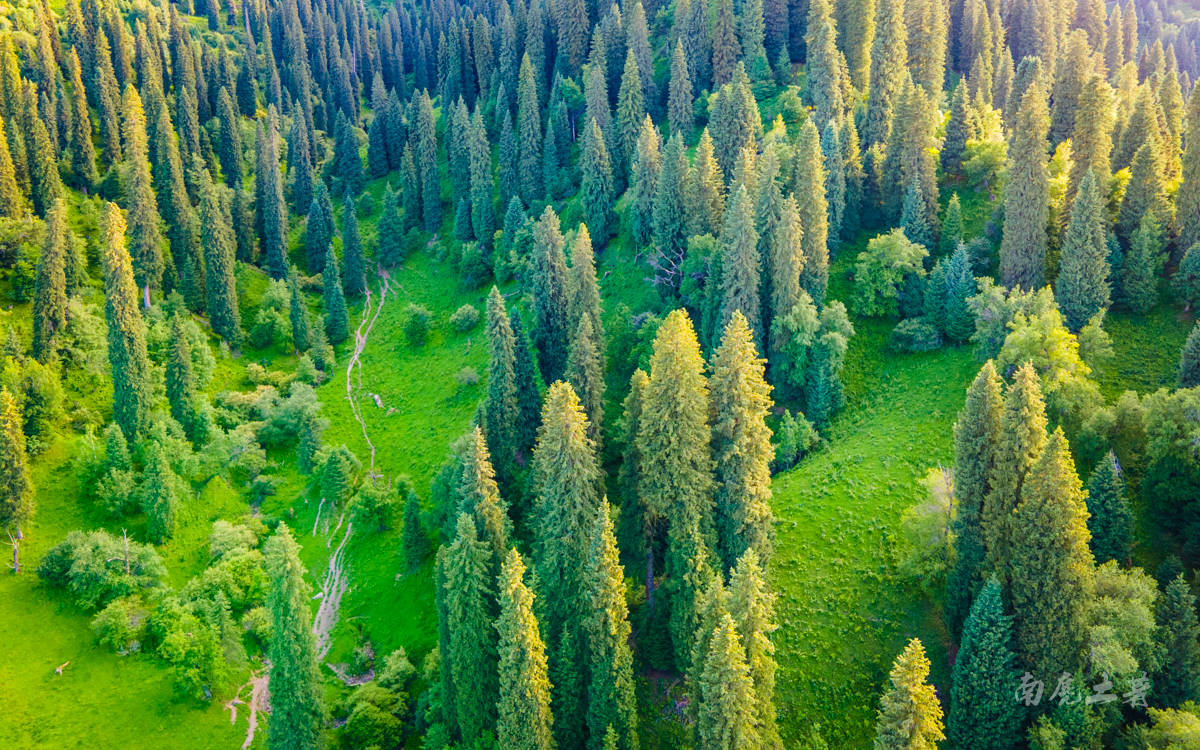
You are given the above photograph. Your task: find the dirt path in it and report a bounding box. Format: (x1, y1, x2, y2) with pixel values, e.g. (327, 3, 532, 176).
(313, 514, 353, 660)
(224, 667, 270, 750)
(345, 270, 392, 475)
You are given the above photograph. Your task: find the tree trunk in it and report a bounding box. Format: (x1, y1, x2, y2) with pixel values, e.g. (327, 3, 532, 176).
(143, 284, 151, 309)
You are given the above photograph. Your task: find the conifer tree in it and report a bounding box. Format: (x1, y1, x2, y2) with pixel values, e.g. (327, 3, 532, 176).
(165, 315, 200, 441)
(1179, 85, 1200, 251)
(0, 388, 31, 572)
(947, 579, 1020, 750)
(517, 55, 543, 205)
(1155, 574, 1200, 709)
(653, 133, 689, 290)
(863, 0, 908, 146)
(711, 0, 741, 87)
(64, 52, 98, 190)
(581, 119, 616, 243)
(1180, 321, 1200, 388)
(442, 513, 499, 742)
(304, 182, 335, 273)
(615, 51, 645, 176)
(794, 120, 829, 305)
(198, 172, 241, 348)
(485, 287, 519, 473)
(874, 639, 945, 749)
(946, 361, 1003, 639)
(687, 130, 725, 237)
(340, 196, 366, 297)
(100, 203, 150, 442)
(727, 549, 781, 749)
(805, 0, 845, 129)
(637, 310, 714, 667)
(711, 312, 774, 571)
(767, 194, 805, 364)
(631, 117, 662, 248)
(531, 207, 571, 384)
(141, 443, 178, 543)
(1123, 212, 1164, 315)
(1068, 76, 1114, 206)
(718, 188, 763, 345)
(942, 82, 972, 175)
(668, 41, 694, 136)
(0, 116, 23, 218)
(1085, 451, 1131, 564)
(265, 524, 325, 750)
(495, 549, 555, 750)
(420, 93, 444, 234)
(1055, 170, 1110, 332)
(468, 108, 494, 248)
(511, 311, 543, 457)
(121, 86, 163, 304)
(697, 613, 759, 750)
(821, 123, 846, 248)
(983, 361, 1047, 579)
(1118, 140, 1169, 244)
(288, 271, 310, 354)
(26, 100, 62, 219)
(256, 117, 289, 280)
(1000, 81, 1050, 290)
(377, 185, 405, 267)
(402, 493, 430, 569)
(367, 113, 389, 179)
(584, 501, 639, 750)
(900, 177, 933, 251)
(216, 88, 242, 186)
(32, 200, 68, 362)
(566, 317, 605, 444)
(1009, 428, 1095, 678)
(323, 245, 348, 345)
(459, 427, 511, 575)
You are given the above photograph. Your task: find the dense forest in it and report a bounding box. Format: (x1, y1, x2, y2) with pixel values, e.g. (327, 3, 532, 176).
(2, 0, 1200, 746)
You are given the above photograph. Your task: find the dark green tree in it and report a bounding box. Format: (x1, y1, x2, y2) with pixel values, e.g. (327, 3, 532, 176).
(1154, 574, 1200, 708)
(32, 200, 68, 362)
(121, 86, 163, 305)
(377, 185, 404, 267)
(341, 196, 366, 297)
(1000, 82, 1050, 289)
(484, 287, 519, 475)
(1084, 451, 1131, 564)
(198, 172, 241, 348)
(0, 388, 32, 571)
(580, 119, 616, 243)
(304, 181, 335, 273)
(288, 271, 311, 354)
(100, 203, 150, 442)
(323, 245, 348, 345)
(947, 578, 1020, 750)
(495, 548, 555, 750)
(531, 207, 570, 384)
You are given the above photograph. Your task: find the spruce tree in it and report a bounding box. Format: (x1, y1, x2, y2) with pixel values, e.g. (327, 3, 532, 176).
(668, 41, 694, 136)
(822, 122, 846, 248)
(100, 203, 150, 442)
(804, 0, 845, 129)
(939, 195, 964, 258)
(580, 119, 616, 243)
(637, 310, 715, 668)
(1180, 322, 1200, 388)
(719, 187, 763, 345)
(216, 88, 242, 186)
(983, 361, 1047, 580)
(141, 443, 178, 543)
(304, 181, 335, 273)
(615, 51, 645, 176)
(946, 361, 1003, 639)
(1009, 428, 1095, 678)
(0, 388, 32, 572)
(697, 613, 759, 750)
(165, 315, 200, 441)
(442, 513, 499, 742)
(947, 579, 1020, 750)
(517, 54, 543, 205)
(323, 244, 348, 345)
(459, 427, 511, 575)
(64, 52, 98, 191)
(265, 524, 325, 750)
(652, 133, 689, 290)
(711, 312, 774, 571)
(1085, 451, 1131, 564)
(687, 130, 725, 238)
(1054, 170, 1110, 332)
(468, 107, 495, 248)
(485, 287, 519, 474)
(711, 0, 741, 87)
(1118, 140, 1169, 244)
(495, 549, 555, 750)
(727, 549, 782, 749)
(531, 207, 571, 384)
(256, 116, 289, 280)
(566, 317, 606, 445)
(1179, 84, 1200, 252)
(1068, 76, 1114, 206)
(1123, 212, 1164, 316)
(415, 91, 441, 233)
(121, 86, 163, 304)
(340, 196, 366, 297)
(583, 501, 640, 750)
(511, 311, 543, 457)
(794, 120, 829, 305)
(1155, 574, 1200, 709)
(631, 117, 662, 248)
(198, 172, 242, 348)
(377, 185, 405, 267)
(863, 0, 908, 146)
(874, 639, 945, 749)
(1000, 81, 1050, 290)
(288, 270, 311, 354)
(767, 195, 805, 364)
(402, 493, 430, 569)
(32, 200, 68, 362)
(0, 115, 23, 218)
(942, 82, 972, 175)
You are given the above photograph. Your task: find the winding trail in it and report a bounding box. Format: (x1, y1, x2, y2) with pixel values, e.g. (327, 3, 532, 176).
(224, 667, 270, 750)
(345, 270, 393, 474)
(313, 514, 353, 660)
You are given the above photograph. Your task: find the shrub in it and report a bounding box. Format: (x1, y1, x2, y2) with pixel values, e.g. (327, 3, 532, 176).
(92, 595, 148, 652)
(772, 410, 819, 472)
(853, 229, 929, 317)
(349, 483, 398, 532)
(404, 304, 432, 347)
(458, 241, 490, 288)
(889, 318, 944, 353)
(1172, 243, 1200, 309)
(96, 468, 140, 516)
(449, 304, 481, 333)
(454, 366, 480, 390)
(37, 530, 167, 610)
(208, 520, 258, 560)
